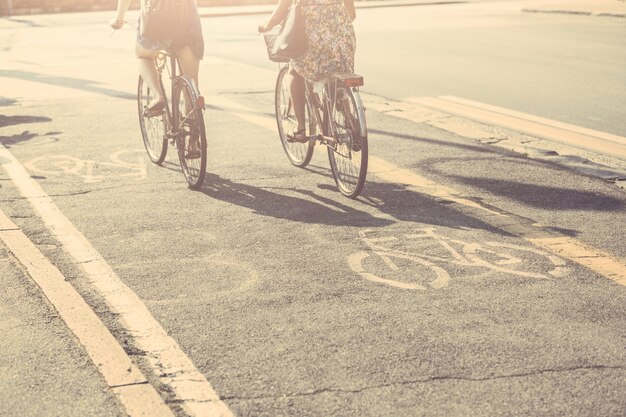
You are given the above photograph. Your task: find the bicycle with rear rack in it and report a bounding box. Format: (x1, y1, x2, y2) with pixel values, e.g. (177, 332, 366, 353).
(273, 63, 368, 199)
(138, 51, 207, 189)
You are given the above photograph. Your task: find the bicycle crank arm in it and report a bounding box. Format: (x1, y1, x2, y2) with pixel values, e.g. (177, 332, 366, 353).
(316, 134, 337, 146)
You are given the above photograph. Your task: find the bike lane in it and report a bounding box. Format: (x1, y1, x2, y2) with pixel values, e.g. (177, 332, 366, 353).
(1, 17, 625, 417)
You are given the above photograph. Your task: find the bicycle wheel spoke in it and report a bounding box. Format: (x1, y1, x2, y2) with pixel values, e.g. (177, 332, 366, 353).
(138, 76, 167, 164)
(175, 76, 206, 189)
(275, 66, 314, 167)
(327, 85, 367, 198)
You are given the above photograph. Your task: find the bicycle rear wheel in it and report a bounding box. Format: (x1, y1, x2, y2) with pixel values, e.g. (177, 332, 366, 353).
(137, 76, 167, 164)
(174, 75, 207, 189)
(275, 66, 315, 167)
(327, 86, 368, 198)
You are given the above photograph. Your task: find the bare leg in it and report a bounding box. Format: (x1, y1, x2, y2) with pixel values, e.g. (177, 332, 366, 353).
(135, 44, 163, 105)
(287, 64, 306, 138)
(176, 46, 200, 86)
(175, 47, 202, 155)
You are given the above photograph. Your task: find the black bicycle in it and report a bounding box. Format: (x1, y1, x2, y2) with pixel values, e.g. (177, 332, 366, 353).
(274, 65, 368, 198)
(138, 51, 207, 189)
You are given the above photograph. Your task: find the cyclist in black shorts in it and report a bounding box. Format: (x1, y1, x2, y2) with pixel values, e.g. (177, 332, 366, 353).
(110, 0, 204, 116)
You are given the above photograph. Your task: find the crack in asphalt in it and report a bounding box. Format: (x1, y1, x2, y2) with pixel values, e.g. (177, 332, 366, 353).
(220, 365, 626, 401)
(49, 184, 128, 196)
(109, 380, 149, 389)
(1, 184, 129, 200)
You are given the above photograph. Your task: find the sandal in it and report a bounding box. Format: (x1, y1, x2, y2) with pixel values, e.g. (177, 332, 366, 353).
(143, 100, 165, 117)
(286, 128, 308, 143)
(185, 138, 202, 159)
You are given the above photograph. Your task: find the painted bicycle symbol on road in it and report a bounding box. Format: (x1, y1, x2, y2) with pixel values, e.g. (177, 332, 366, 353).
(25, 149, 147, 183)
(347, 227, 569, 290)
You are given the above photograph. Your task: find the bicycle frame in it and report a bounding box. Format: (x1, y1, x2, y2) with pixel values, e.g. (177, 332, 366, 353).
(304, 74, 365, 149)
(138, 50, 208, 188)
(152, 52, 205, 142)
(155, 52, 179, 141)
(273, 63, 368, 198)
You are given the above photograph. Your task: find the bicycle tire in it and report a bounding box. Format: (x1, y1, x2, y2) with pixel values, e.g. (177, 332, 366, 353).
(137, 76, 167, 164)
(274, 66, 314, 167)
(327, 86, 368, 198)
(173, 75, 207, 189)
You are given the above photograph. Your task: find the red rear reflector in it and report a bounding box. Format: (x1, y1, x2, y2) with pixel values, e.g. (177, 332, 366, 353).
(335, 73, 364, 87)
(344, 77, 363, 87)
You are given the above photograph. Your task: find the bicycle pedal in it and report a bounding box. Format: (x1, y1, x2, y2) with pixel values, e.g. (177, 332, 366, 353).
(143, 108, 165, 118)
(194, 96, 205, 110)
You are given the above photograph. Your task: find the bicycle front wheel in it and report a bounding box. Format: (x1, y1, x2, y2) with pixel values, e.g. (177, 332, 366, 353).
(275, 66, 315, 167)
(327, 86, 368, 198)
(137, 76, 167, 164)
(174, 76, 207, 189)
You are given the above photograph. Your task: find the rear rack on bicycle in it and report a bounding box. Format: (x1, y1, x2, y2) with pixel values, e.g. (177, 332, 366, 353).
(335, 73, 364, 88)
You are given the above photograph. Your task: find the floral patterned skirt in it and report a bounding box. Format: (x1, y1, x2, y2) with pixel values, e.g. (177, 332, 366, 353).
(292, 0, 356, 81)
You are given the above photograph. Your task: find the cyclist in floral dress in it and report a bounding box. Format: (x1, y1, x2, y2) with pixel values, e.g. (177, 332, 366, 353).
(259, 0, 356, 142)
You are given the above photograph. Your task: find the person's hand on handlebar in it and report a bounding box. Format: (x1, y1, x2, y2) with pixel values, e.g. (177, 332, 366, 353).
(109, 18, 125, 30)
(257, 21, 272, 33)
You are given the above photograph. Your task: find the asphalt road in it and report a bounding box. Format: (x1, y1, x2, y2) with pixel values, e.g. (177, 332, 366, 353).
(205, 1, 626, 136)
(1, 2, 625, 417)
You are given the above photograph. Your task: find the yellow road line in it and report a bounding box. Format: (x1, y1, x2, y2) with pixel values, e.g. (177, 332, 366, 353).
(0, 210, 174, 417)
(206, 94, 626, 287)
(0, 145, 236, 417)
(439, 96, 626, 145)
(409, 96, 626, 160)
(368, 157, 626, 287)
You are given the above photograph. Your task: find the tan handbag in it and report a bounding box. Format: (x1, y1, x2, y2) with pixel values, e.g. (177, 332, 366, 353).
(264, 0, 308, 62)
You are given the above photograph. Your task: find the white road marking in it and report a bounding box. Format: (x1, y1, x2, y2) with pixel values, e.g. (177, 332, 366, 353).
(369, 157, 626, 286)
(347, 251, 434, 290)
(349, 227, 569, 290)
(24, 149, 147, 183)
(205, 94, 626, 287)
(0, 145, 236, 417)
(408, 96, 626, 160)
(0, 210, 174, 417)
(439, 96, 626, 145)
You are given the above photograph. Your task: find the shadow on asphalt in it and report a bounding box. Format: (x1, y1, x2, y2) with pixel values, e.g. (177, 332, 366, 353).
(0, 70, 135, 100)
(0, 131, 40, 148)
(447, 174, 625, 211)
(371, 129, 625, 212)
(200, 171, 504, 233)
(0, 115, 52, 128)
(353, 181, 504, 233)
(0, 100, 59, 147)
(200, 172, 392, 227)
(0, 110, 59, 148)
(369, 128, 497, 154)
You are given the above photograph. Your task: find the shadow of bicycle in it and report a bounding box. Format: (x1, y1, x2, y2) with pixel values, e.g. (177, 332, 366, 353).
(199, 172, 393, 227)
